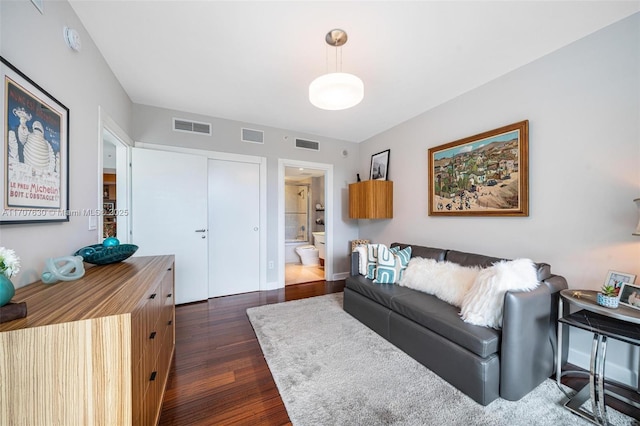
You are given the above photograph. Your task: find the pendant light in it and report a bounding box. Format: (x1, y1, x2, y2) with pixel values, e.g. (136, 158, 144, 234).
(309, 29, 364, 110)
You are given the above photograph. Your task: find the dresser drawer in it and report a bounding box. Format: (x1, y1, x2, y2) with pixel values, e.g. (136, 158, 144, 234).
(131, 278, 165, 363)
(138, 313, 175, 426)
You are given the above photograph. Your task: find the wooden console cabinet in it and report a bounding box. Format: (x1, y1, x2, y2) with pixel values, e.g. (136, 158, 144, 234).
(349, 180, 393, 219)
(0, 255, 175, 426)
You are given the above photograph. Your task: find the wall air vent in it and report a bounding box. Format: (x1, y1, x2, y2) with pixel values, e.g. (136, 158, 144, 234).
(241, 128, 264, 144)
(173, 118, 212, 136)
(295, 138, 320, 151)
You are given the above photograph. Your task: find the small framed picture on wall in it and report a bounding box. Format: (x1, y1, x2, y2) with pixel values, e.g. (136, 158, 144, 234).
(370, 149, 390, 181)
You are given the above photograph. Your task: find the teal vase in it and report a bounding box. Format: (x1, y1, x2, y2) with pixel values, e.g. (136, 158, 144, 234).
(0, 274, 15, 307)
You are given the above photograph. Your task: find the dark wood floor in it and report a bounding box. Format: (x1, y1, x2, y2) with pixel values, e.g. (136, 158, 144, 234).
(158, 280, 639, 425)
(158, 280, 344, 426)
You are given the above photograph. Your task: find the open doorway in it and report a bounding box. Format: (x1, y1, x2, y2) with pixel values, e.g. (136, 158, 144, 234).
(98, 108, 132, 243)
(278, 159, 334, 287)
(102, 133, 118, 238)
(284, 169, 324, 285)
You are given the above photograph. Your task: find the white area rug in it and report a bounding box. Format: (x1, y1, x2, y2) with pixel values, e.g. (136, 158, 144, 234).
(247, 292, 638, 426)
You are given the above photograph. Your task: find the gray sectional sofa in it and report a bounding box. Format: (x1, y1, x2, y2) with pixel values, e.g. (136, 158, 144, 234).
(343, 243, 568, 405)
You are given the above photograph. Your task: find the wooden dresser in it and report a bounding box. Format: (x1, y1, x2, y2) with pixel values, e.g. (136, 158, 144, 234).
(0, 255, 175, 426)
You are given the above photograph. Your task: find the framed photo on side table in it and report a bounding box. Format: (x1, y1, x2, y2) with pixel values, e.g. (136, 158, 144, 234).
(370, 149, 390, 181)
(604, 270, 636, 296)
(618, 283, 640, 310)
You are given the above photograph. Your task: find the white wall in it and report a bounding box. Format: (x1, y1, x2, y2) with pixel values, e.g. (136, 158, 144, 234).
(0, 1, 133, 286)
(358, 14, 640, 385)
(132, 104, 360, 283)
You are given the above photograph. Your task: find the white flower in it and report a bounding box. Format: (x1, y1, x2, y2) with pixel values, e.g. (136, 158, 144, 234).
(0, 247, 20, 278)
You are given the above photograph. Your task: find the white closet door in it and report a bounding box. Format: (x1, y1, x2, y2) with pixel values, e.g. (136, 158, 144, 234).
(208, 159, 260, 297)
(132, 148, 209, 304)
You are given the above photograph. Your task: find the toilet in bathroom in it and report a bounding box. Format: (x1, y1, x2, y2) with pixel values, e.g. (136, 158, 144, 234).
(295, 245, 320, 266)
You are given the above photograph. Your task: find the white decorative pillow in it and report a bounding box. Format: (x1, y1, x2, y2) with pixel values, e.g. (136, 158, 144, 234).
(460, 258, 539, 329)
(366, 244, 384, 280)
(398, 258, 480, 307)
(354, 245, 368, 276)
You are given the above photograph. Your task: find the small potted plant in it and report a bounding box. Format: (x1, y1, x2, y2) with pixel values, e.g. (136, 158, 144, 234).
(596, 284, 620, 308)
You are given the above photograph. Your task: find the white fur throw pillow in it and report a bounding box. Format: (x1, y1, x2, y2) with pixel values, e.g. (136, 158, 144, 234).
(398, 258, 480, 307)
(354, 245, 368, 276)
(460, 258, 539, 329)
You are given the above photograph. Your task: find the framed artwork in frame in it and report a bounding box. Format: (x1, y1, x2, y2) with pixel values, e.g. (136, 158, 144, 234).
(428, 120, 529, 216)
(604, 270, 636, 296)
(1, 56, 69, 224)
(618, 283, 640, 310)
(370, 149, 390, 181)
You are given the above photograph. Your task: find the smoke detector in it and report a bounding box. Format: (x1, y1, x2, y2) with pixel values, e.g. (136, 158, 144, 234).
(63, 27, 81, 52)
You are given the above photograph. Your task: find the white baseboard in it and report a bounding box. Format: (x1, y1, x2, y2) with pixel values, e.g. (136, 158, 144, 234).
(332, 272, 349, 281)
(264, 281, 281, 291)
(567, 332, 638, 388)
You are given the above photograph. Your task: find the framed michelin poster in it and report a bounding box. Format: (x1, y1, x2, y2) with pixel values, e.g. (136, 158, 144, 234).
(1, 56, 69, 224)
(428, 120, 529, 217)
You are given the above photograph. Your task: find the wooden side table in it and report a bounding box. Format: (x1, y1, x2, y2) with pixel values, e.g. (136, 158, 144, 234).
(558, 289, 640, 425)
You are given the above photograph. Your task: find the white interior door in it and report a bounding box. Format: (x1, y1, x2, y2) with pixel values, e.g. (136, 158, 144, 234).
(132, 148, 209, 304)
(208, 159, 260, 297)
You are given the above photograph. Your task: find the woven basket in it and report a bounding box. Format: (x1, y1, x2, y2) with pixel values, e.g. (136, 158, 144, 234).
(74, 244, 138, 265)
(596, 293, 619, 309)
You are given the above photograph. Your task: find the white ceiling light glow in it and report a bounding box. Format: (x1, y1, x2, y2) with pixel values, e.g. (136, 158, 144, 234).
(309, 29, 363, 111)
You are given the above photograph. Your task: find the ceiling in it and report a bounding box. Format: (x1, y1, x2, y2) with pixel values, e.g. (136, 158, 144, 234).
(69, 1, 639, 143)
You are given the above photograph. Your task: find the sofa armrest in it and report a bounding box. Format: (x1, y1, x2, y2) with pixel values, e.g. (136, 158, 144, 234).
(500, 284, 554, 400)
(351, 251, 360, 276)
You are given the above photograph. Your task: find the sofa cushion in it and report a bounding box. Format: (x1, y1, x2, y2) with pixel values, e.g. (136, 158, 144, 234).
(446, 250, 551, 281)
(345, 275, 415, 310)
(445, 250, 503, 268)
(392, 243, 447, 262)
(390, 290, 500, 358)
(374, 245, 412, 284)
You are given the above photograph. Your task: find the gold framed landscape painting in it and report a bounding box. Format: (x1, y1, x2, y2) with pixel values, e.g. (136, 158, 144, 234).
(428, 120, 529, 217)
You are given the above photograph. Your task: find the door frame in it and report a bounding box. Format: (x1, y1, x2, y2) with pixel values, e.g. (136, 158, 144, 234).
(278, 159, 334, 288)
(98, 107, 133, 243)
(135, 142, 267, 291)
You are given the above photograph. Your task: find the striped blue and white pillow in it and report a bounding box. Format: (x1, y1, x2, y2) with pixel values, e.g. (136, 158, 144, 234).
(366, 244, 383, 279)
(374, 245, 412, 284)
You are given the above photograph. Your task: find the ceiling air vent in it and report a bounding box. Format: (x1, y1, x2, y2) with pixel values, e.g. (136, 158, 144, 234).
(295, 138, 320, 151)
(241, 128, 264, 144)
(173, 118, 212, 136)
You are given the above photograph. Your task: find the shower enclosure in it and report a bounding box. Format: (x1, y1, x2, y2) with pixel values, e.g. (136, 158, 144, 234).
(285, 183, 311, 243)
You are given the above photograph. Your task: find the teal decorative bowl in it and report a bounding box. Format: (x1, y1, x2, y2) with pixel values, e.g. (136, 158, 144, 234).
(74, 244, 138, 265)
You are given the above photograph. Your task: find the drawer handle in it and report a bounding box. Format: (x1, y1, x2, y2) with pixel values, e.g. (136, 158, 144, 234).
(167, 267, 172, 271)
(149, 331, 157, 339)
(168, 320, 173, 326)
(167, 293, 172, 298)
(149, 293, 157, 299)
(149, 371, 157, 381)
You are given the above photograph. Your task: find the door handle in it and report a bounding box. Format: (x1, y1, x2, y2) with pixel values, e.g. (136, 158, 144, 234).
(195, 229, 206, 232)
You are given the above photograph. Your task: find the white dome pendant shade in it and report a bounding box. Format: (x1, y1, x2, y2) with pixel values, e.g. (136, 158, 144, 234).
(309, 72, 364, 110)
(309, 29, 364, 111)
